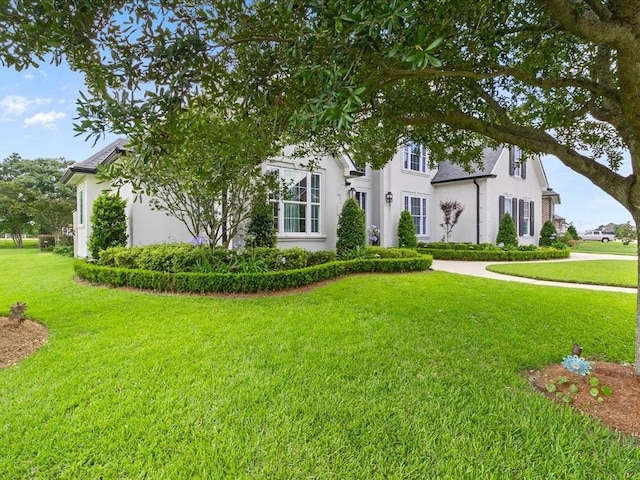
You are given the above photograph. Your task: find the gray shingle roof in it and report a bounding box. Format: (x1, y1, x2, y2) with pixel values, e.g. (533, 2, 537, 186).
(61, 138, 128, 183)
(431, 148, 502, 184)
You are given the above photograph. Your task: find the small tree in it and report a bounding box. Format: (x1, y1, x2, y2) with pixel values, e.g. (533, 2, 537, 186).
(336, 198, 366, 255)
(496, 213, 518, 247)
(539, 219, 557, 247)
(88, 192, 128, 259)
(440, 200, 464, 242)
(567, 223, 580, 241)
(397, 210, 418, 248)
(246, 195, 277, 248)
(615, 222, 636, 245)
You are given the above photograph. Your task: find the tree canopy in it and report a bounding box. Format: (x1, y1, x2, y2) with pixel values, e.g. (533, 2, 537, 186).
(3, 1, 640, 369)
(0, 154, 75, 246)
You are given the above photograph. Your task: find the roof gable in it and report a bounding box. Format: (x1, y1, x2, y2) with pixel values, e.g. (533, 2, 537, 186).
(61, 138, 128, 184)
(431, 148, 501, 184)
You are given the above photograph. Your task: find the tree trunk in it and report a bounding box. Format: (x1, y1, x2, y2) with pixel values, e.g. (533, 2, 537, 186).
(636, 221, 640, 377)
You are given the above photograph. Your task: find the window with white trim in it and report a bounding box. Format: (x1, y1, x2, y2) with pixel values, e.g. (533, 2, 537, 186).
(270, 168, 321, 235)
(403, 195, 428, 236)
(77, 187, 84, 226)
(403, 142, 427, 173)
(522, 200, 531, 236)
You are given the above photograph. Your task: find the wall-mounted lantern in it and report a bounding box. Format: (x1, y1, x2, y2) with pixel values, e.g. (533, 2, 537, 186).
(385, 191, 394, 204)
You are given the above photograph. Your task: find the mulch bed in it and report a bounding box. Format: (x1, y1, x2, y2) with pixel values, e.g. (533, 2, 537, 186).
(0, 317, 48, 368)
(528, 362, 640, 438)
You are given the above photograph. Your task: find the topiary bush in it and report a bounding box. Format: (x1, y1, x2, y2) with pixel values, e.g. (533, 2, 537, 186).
(246, 195, 277, 248)
(336, 198, 366, 255)
(539, 219, 558, 247)
(397, 210, 418, 248)
(88, 193, 128, 259)
(496, 213, 518, 247)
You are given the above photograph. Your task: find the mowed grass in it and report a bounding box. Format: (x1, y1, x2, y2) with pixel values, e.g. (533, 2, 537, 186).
(487, 260, 638, 288)
(572, 240, 638, 256)
(0, 238, 37, 249)
(1, 250, 639, 478)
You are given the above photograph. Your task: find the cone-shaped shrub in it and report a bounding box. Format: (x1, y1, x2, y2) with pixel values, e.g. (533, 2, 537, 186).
(247, 195, 277, 247)
(336, 198, 366, 255)
(496, 213, 518, 247)
(397, 210, 418, 248)
(88, 193, 128, 259)
(539, 219, 557, 247)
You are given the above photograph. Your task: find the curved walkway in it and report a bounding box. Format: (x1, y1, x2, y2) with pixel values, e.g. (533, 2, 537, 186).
(431, 252, 638, 294)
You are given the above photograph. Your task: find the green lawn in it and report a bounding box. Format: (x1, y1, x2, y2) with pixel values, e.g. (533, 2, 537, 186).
(572, 240, 638, 256)
(1, 250, 639, 478)
(487, 260, 638, 288)
(0, 238, 38, 249)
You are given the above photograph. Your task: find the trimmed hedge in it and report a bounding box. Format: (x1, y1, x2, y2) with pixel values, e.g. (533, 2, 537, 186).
(416, 247, 570, 261)
(74, 256, 433, 294)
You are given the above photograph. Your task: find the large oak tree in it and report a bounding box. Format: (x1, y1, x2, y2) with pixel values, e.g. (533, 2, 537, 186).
(3, 0, 640, 371)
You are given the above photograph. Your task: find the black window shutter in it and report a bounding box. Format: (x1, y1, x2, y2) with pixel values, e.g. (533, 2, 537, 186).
(518, 199, 524, 236)
(530, 201, 534, 236)
(499, 195, 505, 222)
(521, 160, 527, 179)
(512, 198, 517, 221)
(509, 148, 515, 176)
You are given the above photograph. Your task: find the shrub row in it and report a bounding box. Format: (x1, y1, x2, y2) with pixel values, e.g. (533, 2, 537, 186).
(417, 242, 539, 252)
(98, 244, 421, 274)
(416, 247, 570, 261)
(74, 256, 433, 294)
(98, 245, 337, 273)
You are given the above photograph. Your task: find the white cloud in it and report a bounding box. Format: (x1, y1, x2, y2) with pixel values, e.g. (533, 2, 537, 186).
(0, 95, 29, 116)
(23, 110, 67, 128)
(23, 73, 35, 80)
(0, 95, 54, 118)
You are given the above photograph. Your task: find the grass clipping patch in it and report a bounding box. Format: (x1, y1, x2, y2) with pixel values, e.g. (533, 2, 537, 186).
(529, 362, 640, 437)
(0, 317, 48, 368)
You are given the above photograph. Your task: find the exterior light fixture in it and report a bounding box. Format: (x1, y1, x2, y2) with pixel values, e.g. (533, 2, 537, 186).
(385, 191, 394, 203)
(348, 187, 357, 198)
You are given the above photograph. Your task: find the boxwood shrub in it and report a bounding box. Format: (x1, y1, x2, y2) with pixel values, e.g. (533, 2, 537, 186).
(74, 255, 433, 294)
(416, 245, 570, 261)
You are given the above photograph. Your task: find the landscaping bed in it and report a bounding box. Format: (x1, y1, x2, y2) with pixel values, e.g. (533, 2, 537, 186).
(76, 244, 433, 293)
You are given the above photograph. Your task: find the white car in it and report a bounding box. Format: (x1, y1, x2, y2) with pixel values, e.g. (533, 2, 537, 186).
(582, 230, 615, 242)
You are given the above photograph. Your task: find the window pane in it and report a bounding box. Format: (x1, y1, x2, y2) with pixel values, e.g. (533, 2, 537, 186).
(284, 203, 306, 233)
(311, 205, 320, 233)
(284, 171, 307, 202)
(311, 174, 320, 203)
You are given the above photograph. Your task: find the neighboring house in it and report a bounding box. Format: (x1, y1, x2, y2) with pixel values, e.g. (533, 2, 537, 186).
(63, 140, 558, 257)
(542, 188, 562, 229)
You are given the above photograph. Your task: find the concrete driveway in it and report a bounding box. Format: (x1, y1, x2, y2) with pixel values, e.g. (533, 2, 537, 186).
(431, 252, 638, 294)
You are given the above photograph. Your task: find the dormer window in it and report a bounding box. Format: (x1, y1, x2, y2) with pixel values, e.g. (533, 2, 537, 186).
(509, 146, 526, 178)
(403, 142, 427, 173)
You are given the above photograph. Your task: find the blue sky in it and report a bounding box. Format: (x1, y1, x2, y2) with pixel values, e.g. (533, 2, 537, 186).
(0, 62, 633, 232)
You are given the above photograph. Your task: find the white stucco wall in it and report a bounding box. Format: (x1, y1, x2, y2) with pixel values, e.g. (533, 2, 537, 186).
(117, 184, 193, 247)
(73, 175, 111, 258)
(352, 149, 436, 247)
(484, 150, 545, 246)
(431, 180, 484, 243)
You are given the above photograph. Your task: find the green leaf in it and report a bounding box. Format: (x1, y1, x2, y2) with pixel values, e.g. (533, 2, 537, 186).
(601, 385, 613, 396)
(426, 37, 444, 51)
(590, 388, 599, 397)
(562, 395, 572, 403)
(589, 376, 599, 387)
(556, 376, 568, 384)
(569, 384, 579, 394)
(546, 382, 557, 393)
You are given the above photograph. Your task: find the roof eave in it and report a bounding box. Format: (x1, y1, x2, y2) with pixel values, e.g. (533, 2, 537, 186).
(431, 174, 497, 185)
